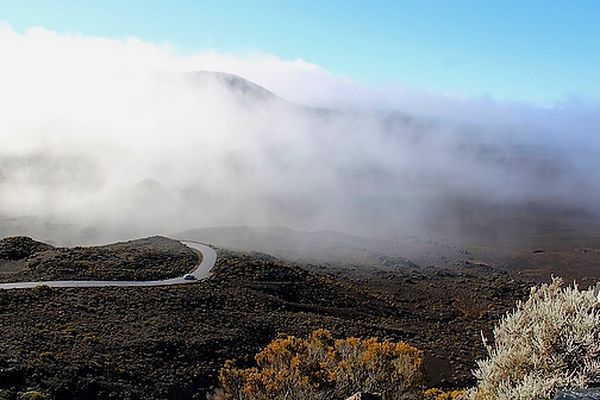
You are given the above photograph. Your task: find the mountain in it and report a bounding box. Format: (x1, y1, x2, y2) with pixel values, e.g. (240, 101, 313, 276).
(190, 71, 278, 102)
(1, 71, 597, 250)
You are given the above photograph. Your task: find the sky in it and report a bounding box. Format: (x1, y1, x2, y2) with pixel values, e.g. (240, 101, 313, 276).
(0, 1, 599, 245)
(0, 0, 599, 105)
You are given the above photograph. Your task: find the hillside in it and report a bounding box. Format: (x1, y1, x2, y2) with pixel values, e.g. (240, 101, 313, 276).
(0, 237, 532, 399)
(190, 71, 278, 102)
(0, 236, 198, 282)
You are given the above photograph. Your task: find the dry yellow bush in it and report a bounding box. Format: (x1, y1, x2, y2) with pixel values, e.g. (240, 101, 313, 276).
(422, 388, 465, 400)
(211, 329, 425, 400)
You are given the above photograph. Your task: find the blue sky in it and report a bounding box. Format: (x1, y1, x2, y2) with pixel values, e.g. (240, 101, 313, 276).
(1, 0, 599, 104)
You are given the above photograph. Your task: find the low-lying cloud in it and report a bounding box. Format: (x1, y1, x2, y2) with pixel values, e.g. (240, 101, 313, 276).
(0, 24, 599, 246)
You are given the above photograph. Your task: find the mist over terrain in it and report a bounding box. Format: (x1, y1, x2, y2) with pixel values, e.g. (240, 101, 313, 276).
(1, 25, 599, 248)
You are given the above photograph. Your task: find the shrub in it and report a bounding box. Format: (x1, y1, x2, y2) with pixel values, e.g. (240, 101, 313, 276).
(212, 329, 425, 400)
(19, 391, 48, 400)
(467, 277, 600, 400)
(422, 388, 465, 400)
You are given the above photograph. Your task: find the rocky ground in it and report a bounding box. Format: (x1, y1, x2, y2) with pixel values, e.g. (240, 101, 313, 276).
(0, 237, 539, 399)
(0, 236, 199, 282)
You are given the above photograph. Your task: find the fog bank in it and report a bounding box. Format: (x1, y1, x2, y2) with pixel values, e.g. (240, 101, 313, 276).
(1, 25, 599, 246)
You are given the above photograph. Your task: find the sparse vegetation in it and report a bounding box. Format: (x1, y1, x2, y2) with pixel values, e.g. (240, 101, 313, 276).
(0, 236, 198, 282)
(212, 329, 425, 400)
(15, 236, 598, 400)
(467, 277, 600, 400)
(422, 388, 465, 400)
(0, 237, 51, 261)
(19, 391, 48, 400)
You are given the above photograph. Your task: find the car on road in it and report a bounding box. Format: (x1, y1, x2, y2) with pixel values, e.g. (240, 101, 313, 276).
(183, 274, 196, 281)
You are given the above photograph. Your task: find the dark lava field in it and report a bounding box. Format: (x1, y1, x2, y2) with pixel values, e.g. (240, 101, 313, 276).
(0, 234, 599, 399)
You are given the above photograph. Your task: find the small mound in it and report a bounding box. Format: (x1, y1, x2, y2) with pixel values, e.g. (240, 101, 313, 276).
(210, 247, 390, 315)
(0, 236, 53, 261)
(0, 236, 199, 282)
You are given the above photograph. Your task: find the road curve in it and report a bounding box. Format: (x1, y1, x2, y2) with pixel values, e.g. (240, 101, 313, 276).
(0, 241, 216, 290)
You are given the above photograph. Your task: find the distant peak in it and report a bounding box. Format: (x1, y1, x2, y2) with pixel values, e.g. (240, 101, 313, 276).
(190, 71, 277, 101)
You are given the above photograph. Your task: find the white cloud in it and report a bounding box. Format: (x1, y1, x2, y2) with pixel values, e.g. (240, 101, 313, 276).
(0, 24, 598, 245)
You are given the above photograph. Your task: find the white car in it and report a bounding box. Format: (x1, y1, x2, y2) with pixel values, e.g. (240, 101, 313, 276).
(183, 273, 196, 281)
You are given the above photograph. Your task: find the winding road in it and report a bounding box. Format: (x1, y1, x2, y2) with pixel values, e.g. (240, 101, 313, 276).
(0, 241, 217, 290)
